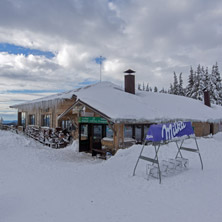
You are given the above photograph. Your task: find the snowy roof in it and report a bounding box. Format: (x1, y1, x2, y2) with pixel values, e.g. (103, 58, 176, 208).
(11, 81, 222, 123)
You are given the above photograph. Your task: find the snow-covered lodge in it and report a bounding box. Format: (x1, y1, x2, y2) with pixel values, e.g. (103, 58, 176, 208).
(10, 71, 222, 154)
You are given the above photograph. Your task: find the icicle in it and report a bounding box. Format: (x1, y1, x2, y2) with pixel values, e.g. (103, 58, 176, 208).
(16, 98, 66, 112)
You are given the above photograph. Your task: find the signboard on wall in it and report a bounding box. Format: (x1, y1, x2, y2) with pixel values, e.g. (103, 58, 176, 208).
(80, 111, 94, 117)
(78, 117, 108, 124)
(146, 121, 194, 142)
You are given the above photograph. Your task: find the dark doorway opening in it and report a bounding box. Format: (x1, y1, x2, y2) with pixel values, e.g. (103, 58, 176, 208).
(79, 123, 90, 152)
(79, 123, 107, 153)
(210, 123, 214, 135)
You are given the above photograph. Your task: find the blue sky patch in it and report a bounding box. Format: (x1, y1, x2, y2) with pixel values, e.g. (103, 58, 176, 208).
(77, 80, 98, 86)
(7, 89, 63, 94)
(95, 56, 106, 64)
(0, 43, 55, 58)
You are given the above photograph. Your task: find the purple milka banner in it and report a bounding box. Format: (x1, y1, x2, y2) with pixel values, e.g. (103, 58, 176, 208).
(146, 121, 194, 142)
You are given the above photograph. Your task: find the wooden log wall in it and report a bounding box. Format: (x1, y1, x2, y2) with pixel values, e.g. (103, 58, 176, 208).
(18, 98, 76, 128)
(192, 122, 210, 137)
(192, 122, 221, 137)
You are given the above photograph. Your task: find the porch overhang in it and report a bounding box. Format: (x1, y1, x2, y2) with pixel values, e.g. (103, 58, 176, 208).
(57, 99, 114, 124)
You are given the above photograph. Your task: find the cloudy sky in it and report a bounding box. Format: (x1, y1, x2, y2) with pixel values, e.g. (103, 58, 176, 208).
(1, 0, 222, 120)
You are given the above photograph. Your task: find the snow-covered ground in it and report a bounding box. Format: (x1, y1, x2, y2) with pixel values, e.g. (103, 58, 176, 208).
(1, 130, 222, 222)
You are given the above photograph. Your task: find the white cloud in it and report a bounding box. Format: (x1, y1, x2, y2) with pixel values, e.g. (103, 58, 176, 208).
(1, 0, 222, 119)
(0, 92, 55, 120)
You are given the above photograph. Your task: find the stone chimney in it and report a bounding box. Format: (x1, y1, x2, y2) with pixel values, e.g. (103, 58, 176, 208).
(124, 69, 135, 94)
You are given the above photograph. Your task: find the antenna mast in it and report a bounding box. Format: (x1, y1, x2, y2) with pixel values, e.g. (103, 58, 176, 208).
(100, 56, 102, 82)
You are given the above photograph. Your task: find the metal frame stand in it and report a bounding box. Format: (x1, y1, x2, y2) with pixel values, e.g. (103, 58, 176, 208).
(175, 137, 203, 170)
(133, 142, 162, 184)
(133, 137, 203, 184)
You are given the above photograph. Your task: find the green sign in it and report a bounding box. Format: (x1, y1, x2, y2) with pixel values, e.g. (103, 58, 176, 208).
(79, 117, 108, 124)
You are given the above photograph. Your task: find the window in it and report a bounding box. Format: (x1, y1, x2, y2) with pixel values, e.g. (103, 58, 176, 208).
(42, 114, 50, 127)
(124, 124, 151, 143)
(61, 120, 71, 130)
(144, 125, 150, 140)
(124, 125, 133, 138)
(135, 125, 142, 142)
(93, 125, 102, 140)
(106, 125, 113, 138)
(29, 115, 35, 125)
(80, 124, 88, 140)
(21, 112, 26, 127)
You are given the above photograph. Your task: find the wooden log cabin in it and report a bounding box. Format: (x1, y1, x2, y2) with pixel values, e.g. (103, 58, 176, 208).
(10, 71, 222, 156)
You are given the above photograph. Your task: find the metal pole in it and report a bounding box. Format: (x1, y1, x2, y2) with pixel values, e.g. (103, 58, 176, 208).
(194, 138, 204, 170)
(154, 145, 161, 184)
(100, 56, 102, 82)
(133, 143, 146, 176)
(175, 139, 184, 159)
(152, 143, 160, 165)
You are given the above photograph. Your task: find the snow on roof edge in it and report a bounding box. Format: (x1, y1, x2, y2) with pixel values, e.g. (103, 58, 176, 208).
(112, 117, 222, 124)
(9, 81, 222, 124)
(10, 82, 111, 109)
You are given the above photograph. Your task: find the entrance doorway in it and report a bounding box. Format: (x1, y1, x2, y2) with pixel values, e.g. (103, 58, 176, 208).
(79, 123, 107, 152)
(92, 125, 103, 149)
(79, 124, 90, 152)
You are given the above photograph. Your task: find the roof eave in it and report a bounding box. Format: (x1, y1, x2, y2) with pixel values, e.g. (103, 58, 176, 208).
(57, 99, 114, 123)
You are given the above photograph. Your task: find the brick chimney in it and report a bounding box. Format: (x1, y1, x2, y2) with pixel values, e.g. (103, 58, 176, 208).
(203, 89, 211, 107)
(124, 69, 135, 94)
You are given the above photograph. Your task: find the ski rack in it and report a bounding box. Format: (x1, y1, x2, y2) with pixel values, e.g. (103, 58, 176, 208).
(133, 137, 203, 184)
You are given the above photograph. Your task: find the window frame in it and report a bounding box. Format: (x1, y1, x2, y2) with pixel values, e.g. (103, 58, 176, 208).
(29, 114, 35, 125)
(124, 124, 151, 143)
(42, 114, 51, 127)
(21, 112, 26, 127)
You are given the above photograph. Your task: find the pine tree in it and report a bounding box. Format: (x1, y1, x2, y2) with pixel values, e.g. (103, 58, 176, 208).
(214, 62, 222, 105)
(146, 83, 149, 91)
(166, 63, 222, 106)
(143, 82, 145, 91)
(173, 72, 179, 95)
(138, 83, 142, 91)
(186, 66, 195, 97)
(178, 73, 184, 96)
(169, 83, 173, 94)
(154, 86, 158, 92)
(210, 62, 222, 105)
(210, 64, 217, 104)
(193, 64, 204, 100)
(203, 66, 210, 91)
(159, 87, 167, 93)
